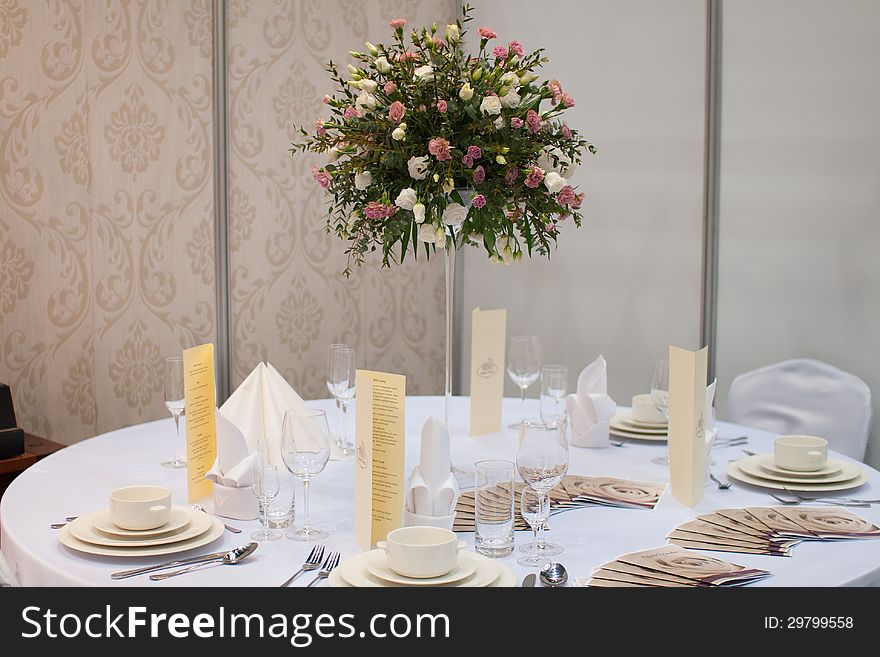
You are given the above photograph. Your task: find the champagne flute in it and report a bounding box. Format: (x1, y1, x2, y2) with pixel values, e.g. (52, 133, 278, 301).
(326, 344, 355, 458)
(251, 453, 281, 542)
(281, 409, 331, 541)
(162, 356, 187, 469)
(507, 336, 542, 428)
(650, 359, 670, 465)
(516, 418, 569, 562)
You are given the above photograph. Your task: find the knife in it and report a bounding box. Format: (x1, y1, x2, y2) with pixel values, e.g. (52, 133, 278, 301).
(522, 573, 537, 587)
(110, 549, 231, 580)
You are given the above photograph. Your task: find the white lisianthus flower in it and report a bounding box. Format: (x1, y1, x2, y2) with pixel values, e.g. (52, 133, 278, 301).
(445, 24, 460, 43)
(519, 72, 538, 85)
(414, 65, 434, 81)
(435, 226, 447, 243)
(407, 155, 430, 180)
(365, 42, 379, 56)
(347, 79, 362, 89)
(395, 187, 417, 210)
(359, 78, 378, 93)
(442, 177, 454, 193)
(412, 202, 426, 223)
(459, 82, 474, 101)
(419, 223, 438, 244)
(479, 95, 502, 115)
(354, 170, 373, 190)
(392, 126, 406, 141)
(442, 202, 468, 226)
(355, 91, 377, 110)
(500, 88, 521, 108)
(494, 116, 505, 129)
(469, 232, 484, 246)
(375, 56, 391, 74)
(328, 147, 342, 161)
(543, 171, 567, 194)
(500, 72, 520, 89)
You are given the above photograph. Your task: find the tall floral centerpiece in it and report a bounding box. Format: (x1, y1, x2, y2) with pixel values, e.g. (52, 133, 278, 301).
(292, 4, 595, 429)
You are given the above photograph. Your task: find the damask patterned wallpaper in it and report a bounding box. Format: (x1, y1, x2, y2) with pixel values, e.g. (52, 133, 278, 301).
(226, 0, 455, 397)
(0, 1, 216, 444)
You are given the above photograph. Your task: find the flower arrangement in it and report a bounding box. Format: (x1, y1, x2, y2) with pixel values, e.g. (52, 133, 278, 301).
(292, 4, 595, 276)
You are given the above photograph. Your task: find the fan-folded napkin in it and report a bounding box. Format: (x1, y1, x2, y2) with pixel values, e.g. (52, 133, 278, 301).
(565, 355, 617, 448)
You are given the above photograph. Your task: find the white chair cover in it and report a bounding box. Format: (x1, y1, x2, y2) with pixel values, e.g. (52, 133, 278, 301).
(726, 359, 872, 461)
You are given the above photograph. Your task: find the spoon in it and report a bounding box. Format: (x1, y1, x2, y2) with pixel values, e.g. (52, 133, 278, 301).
(149, 542, 257, 580)
(539, 562, 568, 587)
(191, 503, 242, 534)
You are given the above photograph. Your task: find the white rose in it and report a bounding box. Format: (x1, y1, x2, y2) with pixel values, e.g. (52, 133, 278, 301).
(543, 171, 567, 194)
(442, 202, 468, 226)
(494, 116, 505, 129)
(407, 155, 430, 180)
(355, 91, 377, 110)
(392, 126, 406, 141)
(500, 72, 520, 89)
(479, 95, 502, 115)
(419, 223, 438, 244)
(412, 202, 426, 223)
(375, 56, 391, 74)
(459, 82, 474, 101)
(359, 78, 378, 93)
(500, 88, 521, 108)
(395, 187, 417, 210)
(445, 24, 460, 43)
(354, 170, 373, 190)
(536, 149, 577, 178)
(414, 65, 434, 81)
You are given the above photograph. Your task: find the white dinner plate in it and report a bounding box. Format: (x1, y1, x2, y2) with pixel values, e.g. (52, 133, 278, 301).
(91, 507, 192, 538)
(334, 550, 505, 587)
(366, 551, 477, 586)
(611, 412, 668, 433)
(755, 455, 842, 479)
(609, 428, 667, 442)
(328, 565, 516, 588)
(69, 508, 212, 547)
(58, 516, 224, 557)
(726, 462, 869, 492)
(739, 455, 852, 484)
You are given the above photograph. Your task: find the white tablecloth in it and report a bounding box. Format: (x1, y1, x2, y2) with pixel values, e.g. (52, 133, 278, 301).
(2, 396, 879, 587)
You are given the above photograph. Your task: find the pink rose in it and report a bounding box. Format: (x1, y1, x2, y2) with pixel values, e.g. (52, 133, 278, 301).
(383, 81, 397, 94)
(390, 18, 406, 29)
(311, 166, 331, 190)
(492, 45, 509, 59)
(509, 40, 524, 57)
(418, 104, 427, 112)
(478, 27, 497, 39)
(557, 185, 576, 205)
(524, 166, 544, 188)
(433, 36, 445, 48)
(364, 202, 396, 219)
(561, 123, 572, 140)
(467, 145, 482, 160)
(315, 117, 326, 136)
(472, 194, 487, 208)
(511, 117, 523, 129)
(473, 165, 486, 184)
(461, 154, 474, 168)
(504, 166, 519, 186)
(562, 93, 575, 108)
(428, 137, 452, 161)
(394, 51, 420, 62)
(388, 100, 406, 123)
(437, 99, 448, 113)
(545, 221, 557, 234)
(343, 106, 361, 120)
(549, 79, 563, 105)
(526, 109, 542, 134)
(571, 192, 585, 209)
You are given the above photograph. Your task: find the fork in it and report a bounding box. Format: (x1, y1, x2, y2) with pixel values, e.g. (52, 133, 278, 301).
(709, 473, 731, 490)
(306, 551, 340, 587)
(280, 544, 325, 587)
(782, 487, 871, 507)
(769, 491, 869, 507)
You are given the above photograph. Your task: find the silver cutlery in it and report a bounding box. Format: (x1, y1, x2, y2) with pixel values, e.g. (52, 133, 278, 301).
(712, 438, 748, 449)
(306, 551, 340, 587)
(742, 449, 756, 456)
(50, 516, 80, 529)
(539, 562, 568, 587)
(190, 503, 242, 534)
(769, 491, 869, 508)
(149, 542, 258, 581)
(111, 548, 235, 580)
(709, 473, 731, 490)
(279, 544, 325, 587)
(781, 487, 871, 507)
(610, 438, 628, 447)
(521, 573, 537, 587)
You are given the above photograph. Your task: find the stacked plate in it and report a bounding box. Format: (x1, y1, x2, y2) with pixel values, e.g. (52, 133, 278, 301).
(328, 549, 516, 587)
(727, 454, 868, 492)
(58, 506, 224, 557)
(609, 411, 668, 442)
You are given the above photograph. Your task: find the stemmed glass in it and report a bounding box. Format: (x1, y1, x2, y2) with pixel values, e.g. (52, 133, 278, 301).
(507, 336, 542, 428)
(251, 442, 281, 542)
(326, 344, 355, 458)
(281, 408, 331, 541)
(516, 418, 569, 564)
(162, 356, 187, 469)
(650, 359, 671, 465)
(539, 365, 568, 427)
(517, 485, 560, 566)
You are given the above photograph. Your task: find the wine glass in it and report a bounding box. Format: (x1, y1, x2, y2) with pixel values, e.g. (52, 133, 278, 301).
(650, 359, 670, 465)
(281, 408, 331, 541)
(539, 365, 568, 427)
(516, 418, 569, 561)
(507, 336, 542, 428)
(251, 454, 281, 542)
(517, 485, 560, 566)
(162, 356, 187, 469)
(327, 344, 355, 458)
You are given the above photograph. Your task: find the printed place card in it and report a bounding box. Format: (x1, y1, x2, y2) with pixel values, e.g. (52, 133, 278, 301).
(355, 369, 406, 550)
(668, 345, 708, 507)
(470, 307, 507, 436)
(183, 343, 217, 503)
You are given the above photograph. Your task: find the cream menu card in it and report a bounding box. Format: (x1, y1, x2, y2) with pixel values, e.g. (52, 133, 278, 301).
(469, 307, 507, 436)
(183, 343, 217, 502)
(668, 345, 708, 507)
(355, 370, 406, 550)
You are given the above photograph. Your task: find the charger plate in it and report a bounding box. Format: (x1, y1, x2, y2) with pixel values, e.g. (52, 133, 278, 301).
(69, 507, 211, 547)
(58, 516, 224, 557)
(726, 462, 868, 492)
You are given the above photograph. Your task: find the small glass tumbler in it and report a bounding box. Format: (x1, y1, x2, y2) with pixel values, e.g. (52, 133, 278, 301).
(539, 365, 568, 427)
(474, 459, 515, 558)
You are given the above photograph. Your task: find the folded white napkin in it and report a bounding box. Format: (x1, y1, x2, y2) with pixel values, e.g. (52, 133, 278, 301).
(706, 378, 717, 436)
(205, 411, 259, 520)
(565, 355, 617, 448)
(406, 418, 458, 517)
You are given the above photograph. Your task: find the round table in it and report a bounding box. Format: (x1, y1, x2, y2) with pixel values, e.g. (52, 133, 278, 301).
(2, 396, 879, 587)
